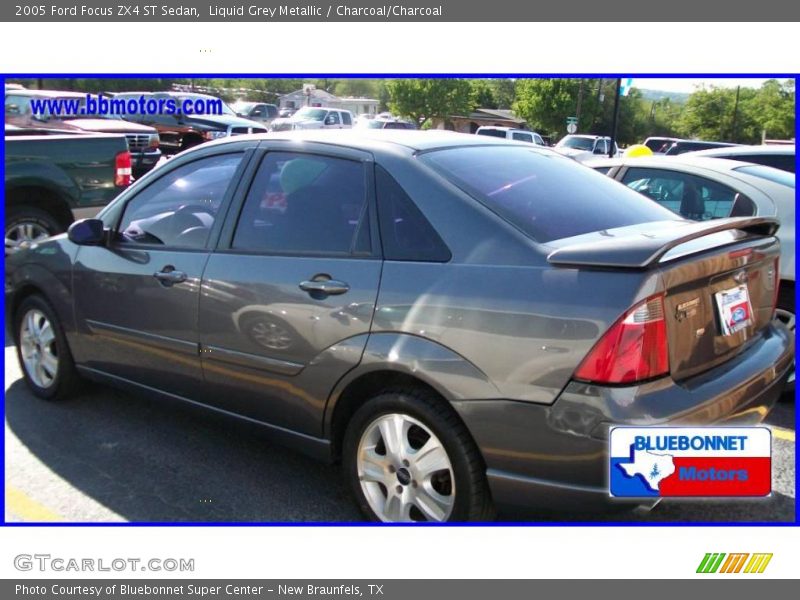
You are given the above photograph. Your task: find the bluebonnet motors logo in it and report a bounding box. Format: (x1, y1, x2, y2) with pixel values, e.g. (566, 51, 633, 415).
(609, 427, 771, 497)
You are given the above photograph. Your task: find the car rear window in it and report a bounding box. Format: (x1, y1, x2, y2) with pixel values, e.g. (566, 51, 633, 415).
(419, 146, 680, 243)
(476, 129, 507, 138)
(733, 164, 796, 188)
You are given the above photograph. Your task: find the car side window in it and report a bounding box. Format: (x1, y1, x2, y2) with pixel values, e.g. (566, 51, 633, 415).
(232, 152, 370, 255)
(375, 165, 451, 262)
(594, 139, 607, 154)
(342, 112, 352, 126)
(117, 153, 244, 248)
(512, 132, 533, 142)
(251, 106, 265, 117)
(5, 94, 30, 115)
(621, 167, 753, 220)
(326, 112, 341, 126)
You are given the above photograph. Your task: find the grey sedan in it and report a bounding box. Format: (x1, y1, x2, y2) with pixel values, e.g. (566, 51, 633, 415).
(6, 131, 794, 522)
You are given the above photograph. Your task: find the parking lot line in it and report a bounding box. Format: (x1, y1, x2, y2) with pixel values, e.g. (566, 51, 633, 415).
(772, 427, 795, 443)
(5, 485, 62, 522)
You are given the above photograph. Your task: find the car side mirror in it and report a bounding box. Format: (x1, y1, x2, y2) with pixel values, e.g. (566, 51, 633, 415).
(68, 219, 106, 246)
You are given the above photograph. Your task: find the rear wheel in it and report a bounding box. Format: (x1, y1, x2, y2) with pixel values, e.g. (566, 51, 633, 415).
(15, 295, 80, 401)
(5, 206, 63, 256)
(343, 388, 494, 523)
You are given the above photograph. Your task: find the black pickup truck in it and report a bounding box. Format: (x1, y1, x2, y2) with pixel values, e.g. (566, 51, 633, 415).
(4, 128, 131, 254)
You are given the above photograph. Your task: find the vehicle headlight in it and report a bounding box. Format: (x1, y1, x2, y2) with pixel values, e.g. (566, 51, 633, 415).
(204, 130, 228, 140)
(148, 133, 160, 149)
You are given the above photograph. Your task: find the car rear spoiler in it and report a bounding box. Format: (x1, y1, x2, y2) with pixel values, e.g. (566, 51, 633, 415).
(546, 217, 780, 269)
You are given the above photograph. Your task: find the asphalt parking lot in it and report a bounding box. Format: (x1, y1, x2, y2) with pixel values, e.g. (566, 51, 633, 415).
(4, 332, 796, 523)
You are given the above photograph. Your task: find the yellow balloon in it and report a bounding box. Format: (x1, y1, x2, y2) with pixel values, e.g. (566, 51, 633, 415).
(623, 144, 654, 158)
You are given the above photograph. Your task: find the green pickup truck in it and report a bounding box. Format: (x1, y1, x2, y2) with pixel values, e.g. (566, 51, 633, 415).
(4, 128, 131, 254)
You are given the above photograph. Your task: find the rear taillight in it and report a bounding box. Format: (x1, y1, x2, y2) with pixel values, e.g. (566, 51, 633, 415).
(574, 294, 669, 385)
(115, 151, 132, 187)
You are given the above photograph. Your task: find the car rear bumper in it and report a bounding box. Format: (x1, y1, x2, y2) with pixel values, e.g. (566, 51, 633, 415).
(452, 320, 793, 511)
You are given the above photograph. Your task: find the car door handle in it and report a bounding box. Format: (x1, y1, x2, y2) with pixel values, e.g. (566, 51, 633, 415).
(299, 279, 350, 296)
(154, 267, 187, 286)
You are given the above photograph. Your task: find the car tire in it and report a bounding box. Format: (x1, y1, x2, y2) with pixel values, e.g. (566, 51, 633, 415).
(343, 387, 494, 523)
(14, 294, 80, 401)
(776, 282, 795, 396)
(5, 206, 64, 256)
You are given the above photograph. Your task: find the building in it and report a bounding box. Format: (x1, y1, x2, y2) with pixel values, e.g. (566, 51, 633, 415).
(278, 87, 379, 117)
(432, 108, 527, 133)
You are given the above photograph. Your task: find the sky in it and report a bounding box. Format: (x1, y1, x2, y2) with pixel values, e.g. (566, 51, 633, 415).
(632, 78, 774, 94)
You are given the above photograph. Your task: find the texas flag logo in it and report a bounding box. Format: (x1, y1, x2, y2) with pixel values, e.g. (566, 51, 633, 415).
(609, 427, 771, 497)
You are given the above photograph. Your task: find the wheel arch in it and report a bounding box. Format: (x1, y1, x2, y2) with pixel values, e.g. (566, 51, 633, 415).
(324, 332, 501, 459)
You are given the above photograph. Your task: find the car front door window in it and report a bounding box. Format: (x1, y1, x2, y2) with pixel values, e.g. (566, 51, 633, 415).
(117, 153, 243, 249)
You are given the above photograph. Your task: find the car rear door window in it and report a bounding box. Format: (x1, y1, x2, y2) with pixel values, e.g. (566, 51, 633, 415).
(375, 165, 450, 262)
(232, 152, 370, 255)
(420, 146, 679, 243)
(512, 132, 533, 143)
(117, 153, 244, 248)
(621, 167, 755, 220)
(342, 112, 352, 126)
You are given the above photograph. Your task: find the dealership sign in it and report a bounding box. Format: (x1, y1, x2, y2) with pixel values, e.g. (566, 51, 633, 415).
(609, 427, 771, 497)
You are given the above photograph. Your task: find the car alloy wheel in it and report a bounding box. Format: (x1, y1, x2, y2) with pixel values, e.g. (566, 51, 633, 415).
(356, 412, 455, 522)
(5, 221, 51, 255)
(19, 308, 59, 389)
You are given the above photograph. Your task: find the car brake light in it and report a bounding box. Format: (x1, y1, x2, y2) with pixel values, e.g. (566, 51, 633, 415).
(115, 151, 132, 187)
(574, 294, 669, 385)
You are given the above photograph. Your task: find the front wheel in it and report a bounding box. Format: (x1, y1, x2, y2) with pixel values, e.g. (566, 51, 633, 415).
(15, 295, 80, 401)
(343, 388, 494, 523)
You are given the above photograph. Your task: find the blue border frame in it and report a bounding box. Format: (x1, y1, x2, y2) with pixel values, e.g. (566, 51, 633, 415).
(1, 73, 797, 527)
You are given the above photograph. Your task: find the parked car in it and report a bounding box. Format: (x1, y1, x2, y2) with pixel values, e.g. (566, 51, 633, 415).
(269, 107, 354, 131)
(554, 134, 619, 161)
(278, 107, 296, 118)
(684, 145, 795, 173)
(113, 91, 267, 154)
(231, 101, 279, 127)
(475, 126, 545, 145)
(6, 131, 792, 522)
(589, 155, 796, 388)
(4, 89, 161, 177)
(5, 130, 131, 254)
(663, 139, 739, 155)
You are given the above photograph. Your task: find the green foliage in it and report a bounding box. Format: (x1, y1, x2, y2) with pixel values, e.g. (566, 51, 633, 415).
(513, 78, 581, 139)
(386, 78, 475, 127)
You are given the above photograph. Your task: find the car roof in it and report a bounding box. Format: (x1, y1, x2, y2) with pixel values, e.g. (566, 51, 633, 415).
(685, 145, 795, 157)
(204, 129, 550, 154)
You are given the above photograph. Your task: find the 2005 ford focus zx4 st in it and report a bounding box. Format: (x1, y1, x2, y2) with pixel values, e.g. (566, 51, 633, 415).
(6, 131, 794, 522)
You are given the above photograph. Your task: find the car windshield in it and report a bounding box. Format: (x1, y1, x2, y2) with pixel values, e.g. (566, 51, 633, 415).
(558, 136, 594, 150)
(734, 164, 796, 188)
(420, 146, 680, 243)
(293, 108, 327, 121)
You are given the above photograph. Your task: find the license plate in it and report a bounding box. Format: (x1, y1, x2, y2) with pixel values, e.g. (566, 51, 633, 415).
(715, 284, 753, 336)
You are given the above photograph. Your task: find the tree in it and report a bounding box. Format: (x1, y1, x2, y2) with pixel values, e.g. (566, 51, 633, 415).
(513, 78, 581, 138)
(386, 79, 475, 127)
(470, 79, 497, 109)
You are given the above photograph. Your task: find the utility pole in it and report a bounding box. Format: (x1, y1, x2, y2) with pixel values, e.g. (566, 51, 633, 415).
(609, 78, 621, 158)
(731, 85, 741, 142)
